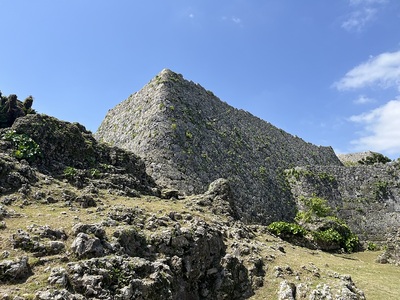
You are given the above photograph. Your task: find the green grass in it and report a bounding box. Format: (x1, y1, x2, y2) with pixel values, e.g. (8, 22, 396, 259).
(250, 238, 400, 300)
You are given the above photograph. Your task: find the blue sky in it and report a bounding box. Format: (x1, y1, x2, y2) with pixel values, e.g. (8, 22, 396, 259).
(1, 0, 400, 158)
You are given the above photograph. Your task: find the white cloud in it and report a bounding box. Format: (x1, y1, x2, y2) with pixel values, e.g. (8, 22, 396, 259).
(232, 17, 242, 24)
(353, 95, 375, 104)
(221, 16, 243, 26)
(342, 0, 388, 31)
(349, 99, 400, 154)
(334, 50, 400, 90)
(341, 8, 377, 31)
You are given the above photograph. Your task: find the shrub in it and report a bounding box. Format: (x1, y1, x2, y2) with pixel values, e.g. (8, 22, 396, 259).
(63, 166, 77, 180)
(367, 242, 378, 251)
(300, 196, 332, 218)
(267, 221, 307, 237)
(374, 181, 389, 200)
(3, 130, 42, 161)
(313, 228, 342, 244)
(295, 210, 312, 223)
(345, 234, 359, 253)
(358, 152, 391, 165)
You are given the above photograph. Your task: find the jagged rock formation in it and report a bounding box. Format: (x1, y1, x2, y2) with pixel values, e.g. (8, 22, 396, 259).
(0, 113, 157, 196)
(0, 92, 35, 128)
(337, 151, 375, 165)
(376, 230, 400, 265)
(96, 69, 342, 224)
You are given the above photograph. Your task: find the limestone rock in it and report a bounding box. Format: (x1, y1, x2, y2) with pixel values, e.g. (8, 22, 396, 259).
(71, 232, 105, 259)
(376, 230, 400, 265)
(278, 280, 296, 300)
(0, 256, 31, 283)
(8, 113, 158, 195)
(48, 267, 68, 287)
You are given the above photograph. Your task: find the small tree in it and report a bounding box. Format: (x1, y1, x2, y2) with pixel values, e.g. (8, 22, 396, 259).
(358, 152, 391, 165)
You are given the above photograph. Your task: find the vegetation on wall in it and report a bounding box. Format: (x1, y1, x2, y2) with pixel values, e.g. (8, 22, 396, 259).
(358, 152, 391, 165)
(268, 196, 359, 253)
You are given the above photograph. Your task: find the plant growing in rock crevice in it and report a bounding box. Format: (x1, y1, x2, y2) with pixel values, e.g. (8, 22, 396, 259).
(374, 181, 389, 201)
(2, 130, 42, 161)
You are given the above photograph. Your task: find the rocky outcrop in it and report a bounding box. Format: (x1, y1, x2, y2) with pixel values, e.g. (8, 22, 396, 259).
(0, 93, 35, 128)
(0, 113, 158, 195)
(63, 219, 255, 300)
(0, 256, 31, 283)
(96, 69, 342, 224)
(337, 151, 375, 165)
(376, 230, 400, 265)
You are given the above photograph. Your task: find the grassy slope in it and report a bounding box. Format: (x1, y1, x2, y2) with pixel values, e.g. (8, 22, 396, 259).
(0, 179, 399, 299)
(251, 243, 400, 299)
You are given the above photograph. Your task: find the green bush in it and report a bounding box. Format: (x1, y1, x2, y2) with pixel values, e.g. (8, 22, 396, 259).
(63, 166, 77, 180)
(313, 228, 342, 244)
(267, 221, 307, 237)
(295, 210, 312, 223)
(313, 228, 359, 253)
(358, 152, 391, 165)
(3, 130, 42, 161)
(345, 234, 359, 253)
(300, 196, 332, 218)
(367, 241, 378, 251)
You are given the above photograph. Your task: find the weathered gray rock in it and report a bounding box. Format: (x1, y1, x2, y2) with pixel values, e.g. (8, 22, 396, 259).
(0, 205, 8, 220)
(8, 113, 158, 195)
(309, 284, 333, 300)
(194, 178, 238, 218)
(48, 267, 68, 287)
(0, 256, 31, 283)
(278, 280, 296, 300)
(72, 223, 106, 239)
(35, 289, 84, 300)
(376, 230, 400, 265)
(70, 232, 105, 259)
(338, 275, 366, 300)
(63, 217, 257, 299)
(113, 226, 148, 257)
(27, 224, 67, 240)
(11, 229, 43, 252)
(46, 241, 66, 255)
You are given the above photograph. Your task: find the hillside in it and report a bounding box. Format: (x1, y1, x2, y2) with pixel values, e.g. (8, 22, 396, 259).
(0, 75, 399, 299)
(0, 114, 393, 299)
(96, 69, 342, 225)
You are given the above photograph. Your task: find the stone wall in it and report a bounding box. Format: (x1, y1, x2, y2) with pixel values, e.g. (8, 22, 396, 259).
(96, 69, 342, 224)
(286, 163, 400, 242)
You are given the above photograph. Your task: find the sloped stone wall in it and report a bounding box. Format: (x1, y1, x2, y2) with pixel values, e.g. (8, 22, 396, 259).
(96, 69, 342, 224)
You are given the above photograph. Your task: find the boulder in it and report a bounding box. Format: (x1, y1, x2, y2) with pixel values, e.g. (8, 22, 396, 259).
(71, 233, 105, 259)
(0, 256, 31, 283)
